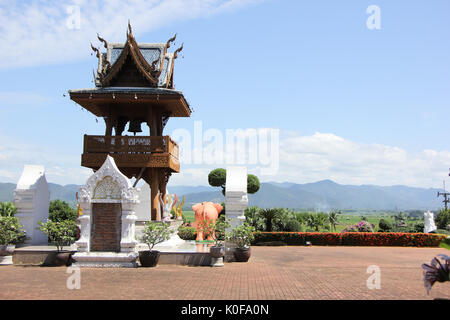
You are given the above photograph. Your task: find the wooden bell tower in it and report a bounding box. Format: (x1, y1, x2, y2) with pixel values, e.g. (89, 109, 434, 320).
(69, 23, 191, 221)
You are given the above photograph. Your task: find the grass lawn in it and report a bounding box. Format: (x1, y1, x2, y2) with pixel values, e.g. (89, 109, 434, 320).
(181, 210, 195, 223)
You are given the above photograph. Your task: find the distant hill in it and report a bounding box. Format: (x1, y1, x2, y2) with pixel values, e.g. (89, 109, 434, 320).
(0, 180, 445, 210)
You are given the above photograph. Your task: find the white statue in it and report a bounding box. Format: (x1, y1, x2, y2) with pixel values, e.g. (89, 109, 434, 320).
(424, 210, 437, 233)
(159, 191, 177, 221)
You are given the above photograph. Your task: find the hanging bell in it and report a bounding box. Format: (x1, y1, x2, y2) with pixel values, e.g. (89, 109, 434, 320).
(128, 119, 142, 135)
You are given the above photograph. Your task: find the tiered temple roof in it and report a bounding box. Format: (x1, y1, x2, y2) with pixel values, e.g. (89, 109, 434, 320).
(69, 22, 191, 119)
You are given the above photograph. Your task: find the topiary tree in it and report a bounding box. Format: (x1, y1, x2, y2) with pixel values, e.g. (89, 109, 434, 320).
(247, 174, 260, 194)
(208, 168, 227, 194)
(49, 200, 77, 222)
(208, 168, 260, 195)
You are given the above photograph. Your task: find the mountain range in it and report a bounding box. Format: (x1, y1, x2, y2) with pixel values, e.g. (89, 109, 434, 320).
(0, 180, 445, 211)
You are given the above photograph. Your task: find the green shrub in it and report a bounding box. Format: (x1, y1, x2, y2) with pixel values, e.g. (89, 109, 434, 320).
(413, 222, 424, 233)
(0, 202, 17, 217)
(38, 220, 78, 251)
(284, 219, 303, 232)
(49, 200, 77, 222)
(139, 222, 173, 251)
(435, 209, 450, 230)
(227, 223, 255, 248)
(378, 219, 393, 232)
(244, 206, 265, 231)
(178, 226, 197, 240)
(247, 174, 260, 194)
(0, 216, 26, 245)
(252, 232, 446, 247)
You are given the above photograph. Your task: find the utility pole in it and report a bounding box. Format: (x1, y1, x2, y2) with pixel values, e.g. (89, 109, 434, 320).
(437, 179, 450, 211)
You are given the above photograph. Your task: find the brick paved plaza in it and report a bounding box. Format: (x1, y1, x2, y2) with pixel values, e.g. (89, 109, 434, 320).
(1, 246, 449, 300)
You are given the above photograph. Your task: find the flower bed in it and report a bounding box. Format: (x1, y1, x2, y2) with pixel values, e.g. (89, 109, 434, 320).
(253, 232, 447, 247)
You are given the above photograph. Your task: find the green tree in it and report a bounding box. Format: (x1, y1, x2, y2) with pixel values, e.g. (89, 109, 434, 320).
(435, 209, 450, 230)
(208, 168, 260, 195)
(0, 216, 25, 245)
(306, 213, 327, 232)
(260, 208, 281, 232)
(0, 202, 17, 217)
(244, 206, 265, 231)
(38, 220, 77, 251)
(328, 211, 339, 231)
(49, 200, 77, 222)
(378, 218, 393, 232)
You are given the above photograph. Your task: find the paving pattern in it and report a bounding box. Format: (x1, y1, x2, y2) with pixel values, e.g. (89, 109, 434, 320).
(1, 246, 449, 300)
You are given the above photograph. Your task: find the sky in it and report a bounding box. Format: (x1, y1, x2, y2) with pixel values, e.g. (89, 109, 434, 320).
(0, 0, 449, 189)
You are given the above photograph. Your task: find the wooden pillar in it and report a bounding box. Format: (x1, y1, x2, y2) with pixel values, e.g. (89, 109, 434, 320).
(159, 169, 167, 214)
(104, 117, 113, 136)
(150, 168, 160, 221)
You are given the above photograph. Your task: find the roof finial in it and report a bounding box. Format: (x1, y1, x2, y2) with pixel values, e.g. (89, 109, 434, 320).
(173, 43, 184, 59)
(166, 33, 177, 49)
(90, 43, 100, 59)
(97, 33, 108, 49)
(128, 19, 133, 36)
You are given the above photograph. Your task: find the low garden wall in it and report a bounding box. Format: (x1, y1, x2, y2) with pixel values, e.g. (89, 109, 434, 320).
(252, 232, 447, 247)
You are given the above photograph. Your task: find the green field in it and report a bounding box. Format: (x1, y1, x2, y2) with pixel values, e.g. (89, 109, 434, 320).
(180, 210, 436, 233)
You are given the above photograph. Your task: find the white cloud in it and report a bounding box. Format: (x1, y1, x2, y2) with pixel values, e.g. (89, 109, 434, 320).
(0, 0, 261, 69)
(271, 132, 450, 188)
(1, 130, 448, 188)
(0, 133, 92, 185)
(172, 131, 450, 188)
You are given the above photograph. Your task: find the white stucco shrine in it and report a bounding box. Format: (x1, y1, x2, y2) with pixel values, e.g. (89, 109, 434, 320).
(72, 156, 140, 268)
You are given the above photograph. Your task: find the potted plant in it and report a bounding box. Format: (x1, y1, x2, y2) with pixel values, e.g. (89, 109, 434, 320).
(139, 221, 173, 267)
(207, 217, 231, 260)
(38, 219, 77, 266)
(227, 223, 255, 262)
(0, 216, 25, 256)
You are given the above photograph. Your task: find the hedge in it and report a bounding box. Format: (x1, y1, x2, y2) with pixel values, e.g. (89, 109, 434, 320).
(252, 232, 447, 247)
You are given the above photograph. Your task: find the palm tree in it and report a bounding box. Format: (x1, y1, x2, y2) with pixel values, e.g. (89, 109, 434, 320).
(244, 206, 265, 231)
(306, 214, 326, 232)
(260, 208, 281, 232)
(328, 211, 339, 231)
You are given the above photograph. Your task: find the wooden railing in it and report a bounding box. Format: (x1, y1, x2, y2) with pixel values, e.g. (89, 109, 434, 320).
(83, 135, 178, 159)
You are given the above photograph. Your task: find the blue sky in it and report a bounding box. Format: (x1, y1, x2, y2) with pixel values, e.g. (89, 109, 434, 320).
(0, 0, 449, 188)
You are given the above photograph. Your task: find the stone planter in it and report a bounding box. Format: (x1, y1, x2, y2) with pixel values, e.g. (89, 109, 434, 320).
(209, 245, 225, 258)
(234, 247, 251, 262)
(42, 251, 73, 267)
(0, 245, 15, 256)
(139, 250, 160, 267)
(210, 245, 225, 267)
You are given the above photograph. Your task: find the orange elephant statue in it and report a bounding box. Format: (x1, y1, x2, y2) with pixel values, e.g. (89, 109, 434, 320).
(192, 202, 223, 241)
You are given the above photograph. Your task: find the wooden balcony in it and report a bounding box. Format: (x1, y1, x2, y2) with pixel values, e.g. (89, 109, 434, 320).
(81, 135, 180, 173)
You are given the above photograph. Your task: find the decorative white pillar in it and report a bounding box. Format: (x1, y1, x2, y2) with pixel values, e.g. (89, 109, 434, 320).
(120, 189, 139, 252)
(225, 166, 248, 230)
(13, 165, 50, 245)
